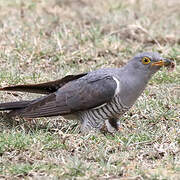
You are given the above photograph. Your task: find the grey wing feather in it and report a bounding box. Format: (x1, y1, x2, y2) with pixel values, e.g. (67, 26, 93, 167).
(13, 75, 117, 118)
(65, 75, 117, 111)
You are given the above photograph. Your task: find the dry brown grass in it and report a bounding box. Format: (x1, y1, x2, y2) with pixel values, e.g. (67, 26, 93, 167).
(0, 0, 179, 179)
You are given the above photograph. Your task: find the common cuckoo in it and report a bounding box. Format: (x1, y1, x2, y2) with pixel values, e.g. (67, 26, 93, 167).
(0, 52, 174, 133)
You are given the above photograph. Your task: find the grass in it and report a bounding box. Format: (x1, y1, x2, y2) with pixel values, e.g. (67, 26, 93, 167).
(0, 0, 179, 179)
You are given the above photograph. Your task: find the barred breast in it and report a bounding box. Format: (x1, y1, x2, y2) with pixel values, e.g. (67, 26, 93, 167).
(78, 95, 129, 130)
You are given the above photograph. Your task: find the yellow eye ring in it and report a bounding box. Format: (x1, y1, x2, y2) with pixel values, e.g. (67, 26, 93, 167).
(142, 57, 151, 64)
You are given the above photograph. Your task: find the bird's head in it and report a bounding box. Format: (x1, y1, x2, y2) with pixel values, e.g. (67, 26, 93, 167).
(128, 52, 174, 75)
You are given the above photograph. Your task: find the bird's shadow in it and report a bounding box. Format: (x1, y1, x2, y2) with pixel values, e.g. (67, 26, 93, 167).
(0, 112, 80, 134)
(0, 113, 119, 136)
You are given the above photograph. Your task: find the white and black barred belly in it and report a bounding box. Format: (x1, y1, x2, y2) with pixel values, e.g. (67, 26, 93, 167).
(78, 95, 129, 129)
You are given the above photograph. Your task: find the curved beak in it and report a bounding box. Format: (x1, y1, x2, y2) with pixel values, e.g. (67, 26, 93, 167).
(151, 58, 173, 67)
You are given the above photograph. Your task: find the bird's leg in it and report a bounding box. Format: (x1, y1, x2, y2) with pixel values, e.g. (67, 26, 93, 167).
(80, 118, 105, 134)
(105, 117, 121, 133)
(80, 118, 121, 134)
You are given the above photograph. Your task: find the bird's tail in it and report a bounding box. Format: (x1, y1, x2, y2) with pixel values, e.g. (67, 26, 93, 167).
(0, 101, 31, 111)
(0, 96, 47, 117)
(0, 100, 34, 117)
(0, 73, 87, 94)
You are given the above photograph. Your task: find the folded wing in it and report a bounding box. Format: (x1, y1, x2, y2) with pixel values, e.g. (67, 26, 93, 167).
(8, 75, 117, 118)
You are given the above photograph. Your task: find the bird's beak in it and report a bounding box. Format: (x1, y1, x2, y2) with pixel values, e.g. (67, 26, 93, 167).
(151, 58, 173, 67)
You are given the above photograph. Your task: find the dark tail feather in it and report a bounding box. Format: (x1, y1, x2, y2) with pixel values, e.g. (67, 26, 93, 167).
(0, 73, 87, 94)
(0, 101, 31, 111)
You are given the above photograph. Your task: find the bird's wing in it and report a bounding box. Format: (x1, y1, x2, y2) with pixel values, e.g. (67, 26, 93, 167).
(0, 73, 87, 94)
(13, 75, 118, 118)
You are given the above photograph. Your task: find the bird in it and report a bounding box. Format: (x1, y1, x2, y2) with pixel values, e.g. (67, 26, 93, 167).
(0, 52, 174, 133)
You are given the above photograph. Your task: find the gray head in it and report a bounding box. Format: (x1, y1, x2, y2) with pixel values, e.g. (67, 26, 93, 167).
(119, 52, 173, 107)
(127, 52, 173, 76)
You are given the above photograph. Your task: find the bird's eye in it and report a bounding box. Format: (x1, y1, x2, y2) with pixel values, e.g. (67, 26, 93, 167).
(142, 57, 151, 64)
